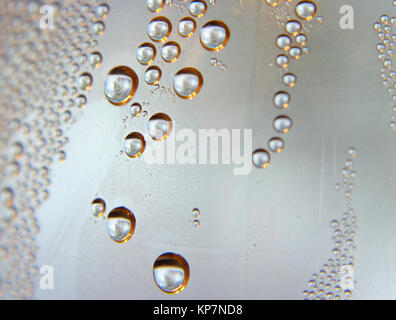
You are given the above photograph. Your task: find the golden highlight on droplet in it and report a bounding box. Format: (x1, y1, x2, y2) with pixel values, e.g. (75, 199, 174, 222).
(189, 0, 207, 18)
(153, 253, 190, 294)
(200, 20, 230, 52)
(91, 198, 106, 218)
(161, 41, 181, 63)
(295, 1, 317, 21)
(265, 0, 280, 7)
(177, 17, 197, 38)
(136, 42, 156, 65)
(104, 66, 138, 106)
(123, 132, 146, 158)
(147, 0, 165, 12)
(252, 149, 271, 169)
(173, 68, 204, 99)
(148, 16, 172, 43)
(106, 207, 136, 243)
(147, 113, 173, 141)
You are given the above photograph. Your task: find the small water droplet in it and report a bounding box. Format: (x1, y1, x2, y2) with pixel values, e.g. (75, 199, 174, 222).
(252, 149, 271, 168)
(123, 132, 146, 158)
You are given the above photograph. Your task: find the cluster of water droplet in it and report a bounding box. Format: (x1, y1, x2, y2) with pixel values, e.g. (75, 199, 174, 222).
(210, 57, 227, 71)
(98, 1, 233, 294)
(191, 208, 200, 228)
(373, 14, 396, 130)
(252, 0, 318, 169)
(303, 148, 358, 300)
(102, 1, 230, 162)
(0, 0, 108, 299)
(90, 195, 190, 294)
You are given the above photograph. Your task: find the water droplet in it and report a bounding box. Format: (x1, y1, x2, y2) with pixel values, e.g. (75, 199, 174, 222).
(88, 52, 102, 68)
(252, 149, 271, 168)
(147, 0, 164, 12)
(282, 73, 297, 87)
(188, 1, 207, 18)
(161, 41, 181, 63)
(147, 113, 173, 141)
(104, 66, 138, 106)
(77, 73, 92, 90)
(177, 17, 196, 38)
(130, 103, 142, 117)
(153, 253, 190, 294)
(296, 33, 307, 46)
(289, 46, 302, 59)
(285, 20, 302, 35)
(268, 137, 285, 153)
(76, 94, 87, 108)
(348, 147, 357, 158)
(276, 35, 292, 50)
(145, 66, 162, 85)
(91, 198, 105, 218)
(136, 43, 156, 65)
(193, 220, 200, 228)
(96, 3, 110, 18)
(92, 21, 105, 35)
(265, 0, 279, 6)
(200, 20, 230, 52)
(123, 132, 146, 158)
(273, 91, 290, 109)
(192, 208, 200, 218)
(276, 54, 289, 68)
(273, 115, 293, 133)
(173, 68, 203, 99)
(148, 17, 172, 42)
(295, 1, 317, 21)
(106, 207, 136, 243)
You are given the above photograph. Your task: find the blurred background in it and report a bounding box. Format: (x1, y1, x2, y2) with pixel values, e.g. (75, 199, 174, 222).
(0, 0, 395, 299)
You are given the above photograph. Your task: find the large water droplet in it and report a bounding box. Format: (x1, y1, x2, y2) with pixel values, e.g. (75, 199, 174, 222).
(136, 43, 156, 65)
(161, 42, 181, 63)
(147, 113, 173, 141)
(178, 17, 196, 37)
(173, 68, 203, 99)
(148, 17, 171, 42)
(123, 132, 146, 158)
(147, 0, 164, 12)
(188, 1, 207, 18)
(153, 253, 190, 294)
(104, 66, 138, 106)
(106, 207, 136, 243)
(295, 1, 317, 21)
(200, 21, 230, 52)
